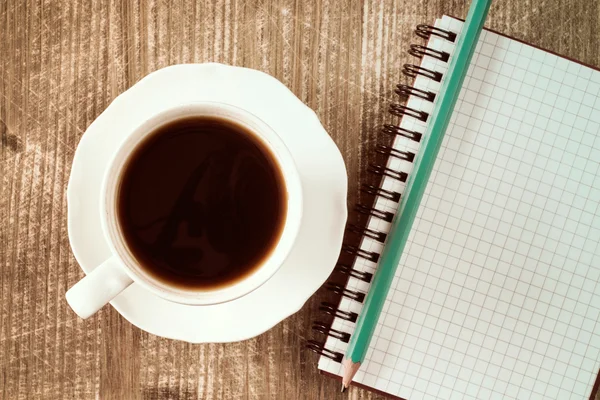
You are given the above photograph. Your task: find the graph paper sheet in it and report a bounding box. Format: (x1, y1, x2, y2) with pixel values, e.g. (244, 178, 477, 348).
(318, 16, 600, 400)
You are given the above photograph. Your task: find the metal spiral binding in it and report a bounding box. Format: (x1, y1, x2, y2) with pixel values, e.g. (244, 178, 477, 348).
(306, 340, 344, 362)
(381, 124, 423, 142)
(306, 22, 456, 364)
(408, 44, 450, 62)
(325, 283, 366, 303)
(396, 84, 436, 102)
(415, 24, 457, 42)
(375, 144, 416, 162)
(355, 204, 394, 223)
(389, 104, 428, 122)
(360, 184, 401, 202)
(346, 223, 387, 243)
(368, 164, 408, 182)
(319, 302, 359, 322)
(402, 64, 443, 82)
(335, 263, 373, 283)
(312, 322, 351, 343)
(341, 244, 379, 263)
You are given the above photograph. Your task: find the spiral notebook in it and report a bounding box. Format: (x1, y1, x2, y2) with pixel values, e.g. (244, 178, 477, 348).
(309, 15, 600, 400)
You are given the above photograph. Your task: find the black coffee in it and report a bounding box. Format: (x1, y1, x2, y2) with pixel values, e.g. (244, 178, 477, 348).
(117, 116, 287, 290)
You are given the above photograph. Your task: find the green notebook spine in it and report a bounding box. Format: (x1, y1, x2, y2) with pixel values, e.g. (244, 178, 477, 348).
(306, 22, 460, 364)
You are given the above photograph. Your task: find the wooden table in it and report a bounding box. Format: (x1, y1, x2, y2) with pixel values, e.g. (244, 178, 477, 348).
(2, 1, 599, 399)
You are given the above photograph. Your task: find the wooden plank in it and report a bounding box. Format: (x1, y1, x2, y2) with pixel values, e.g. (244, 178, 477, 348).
(1, 0, 599, 399)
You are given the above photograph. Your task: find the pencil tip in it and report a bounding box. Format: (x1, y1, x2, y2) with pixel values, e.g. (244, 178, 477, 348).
(341, 383, 347, 393)
(341, 359, 361, 392)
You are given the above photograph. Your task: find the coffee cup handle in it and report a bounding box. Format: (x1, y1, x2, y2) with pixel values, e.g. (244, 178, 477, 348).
(65, 257, 134, 319)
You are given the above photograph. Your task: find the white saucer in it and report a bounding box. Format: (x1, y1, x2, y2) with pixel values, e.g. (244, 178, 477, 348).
(67, 64, 348, 343)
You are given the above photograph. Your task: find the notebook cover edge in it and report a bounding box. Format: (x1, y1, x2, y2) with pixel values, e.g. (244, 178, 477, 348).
(450, 15, 600, 73)
(319, 369, 407, 400)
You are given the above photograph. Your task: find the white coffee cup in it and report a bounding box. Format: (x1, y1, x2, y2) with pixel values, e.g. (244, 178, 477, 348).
(66, 102, 303, 319)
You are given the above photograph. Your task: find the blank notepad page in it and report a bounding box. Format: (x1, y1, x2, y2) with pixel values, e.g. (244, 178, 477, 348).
(319, 16, 600, 400)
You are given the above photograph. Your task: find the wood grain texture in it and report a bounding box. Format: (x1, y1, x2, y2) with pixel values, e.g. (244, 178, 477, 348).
(1, 1, 599, 399)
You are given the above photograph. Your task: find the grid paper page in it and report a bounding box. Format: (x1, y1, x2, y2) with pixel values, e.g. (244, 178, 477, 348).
(318, 16, 600, 400)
